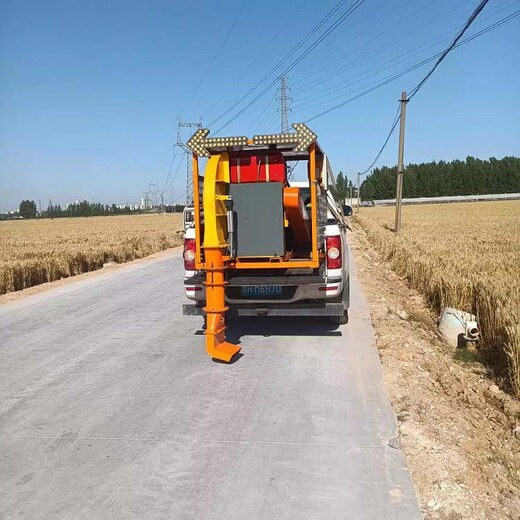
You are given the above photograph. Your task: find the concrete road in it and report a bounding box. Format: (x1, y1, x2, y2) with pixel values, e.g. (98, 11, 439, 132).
(0, 252, 421, 519)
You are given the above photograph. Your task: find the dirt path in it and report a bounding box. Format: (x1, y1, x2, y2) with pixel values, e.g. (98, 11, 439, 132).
(350, 223, 520, 520)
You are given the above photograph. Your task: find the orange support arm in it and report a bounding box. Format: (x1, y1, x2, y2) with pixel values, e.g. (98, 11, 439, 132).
(201, 153, 241, 363)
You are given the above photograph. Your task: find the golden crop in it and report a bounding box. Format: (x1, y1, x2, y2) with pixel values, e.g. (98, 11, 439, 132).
(0, 214, 183, 295)
(355, 201, 520, 396)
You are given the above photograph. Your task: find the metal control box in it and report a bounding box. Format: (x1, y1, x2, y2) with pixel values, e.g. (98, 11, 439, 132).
(229, 182, 285, 257)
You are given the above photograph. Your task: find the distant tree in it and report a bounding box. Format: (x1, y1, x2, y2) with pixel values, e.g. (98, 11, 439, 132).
(336, 171, 348, 202)
(39, 199, 144, 219)
(19, 200, 37, 219)
(361, 180, 376, 200)
(360, 156, 520, 199)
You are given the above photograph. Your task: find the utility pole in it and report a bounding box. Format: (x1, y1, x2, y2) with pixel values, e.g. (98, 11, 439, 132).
(177, 118, 203, 206)
(277, 76, 291, 133)
(394, 91, 408, 233)
(356, 173, 361, 212)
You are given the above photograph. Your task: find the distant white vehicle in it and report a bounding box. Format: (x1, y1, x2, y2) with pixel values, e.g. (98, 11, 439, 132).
(182, 206, 195, 231)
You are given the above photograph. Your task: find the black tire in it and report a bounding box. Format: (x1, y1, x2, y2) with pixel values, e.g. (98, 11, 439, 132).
(329, 309, 349, 325)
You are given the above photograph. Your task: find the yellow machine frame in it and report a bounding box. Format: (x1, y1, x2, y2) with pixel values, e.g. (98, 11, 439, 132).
(191, 140, 323, 362)
(192, 142, 322, 271)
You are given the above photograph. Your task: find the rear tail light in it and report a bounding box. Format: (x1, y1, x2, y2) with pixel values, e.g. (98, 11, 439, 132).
(183, 238, 196, 270)
(326, 235, 342, 269)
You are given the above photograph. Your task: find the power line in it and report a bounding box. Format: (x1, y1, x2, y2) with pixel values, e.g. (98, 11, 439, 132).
(359, 105, 401, 176)
(161, 149, 183, 196)
(208, 0, 351, 127)
(303, 6, 518, 123)
(209, 0, 364, 130)
(163, 2, 247, 200)
(291, 0, 515, 104)
(259, 102, 279, 133)
(293, 40, 447, 111)
(205, 0, 308, 121)
(171, 189, 187, 205)
(293, 4, 476, 105)
(407, 0, 490, 100)
(291, 0, 445, 88)
(179, 0, 249, 116)
(292, 0, 516, 108)
(217, 0, 366, 131)
(248, 92, 276, 132)
(264, 108, 282, 133)
(304, 55, 434, 122)
(452, 8, 520, 44)
(176, 119, 203, 205)
(292, 0, 402, 70)
(356, 3, 517, 183)
(214, 0, 366, 132)
(164, 149, 186, 195)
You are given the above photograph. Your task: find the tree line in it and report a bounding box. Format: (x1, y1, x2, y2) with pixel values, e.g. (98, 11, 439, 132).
(8, 156, 519, 219)
(2, 200, 186, 220)
(359, 156, 520, 200)
(45, 201, 145, 218)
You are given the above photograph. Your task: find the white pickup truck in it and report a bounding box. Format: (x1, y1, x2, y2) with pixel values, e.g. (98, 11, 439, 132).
(182, 178, 352, 324)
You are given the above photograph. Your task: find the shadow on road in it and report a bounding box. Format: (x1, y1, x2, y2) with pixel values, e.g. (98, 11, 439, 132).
(226, 316, 341, 344)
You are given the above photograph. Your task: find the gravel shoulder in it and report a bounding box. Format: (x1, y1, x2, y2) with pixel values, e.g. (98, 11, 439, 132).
(349, 222, 520, 520)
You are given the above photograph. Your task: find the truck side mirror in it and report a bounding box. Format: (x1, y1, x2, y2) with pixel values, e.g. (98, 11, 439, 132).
(342, 205, 353, 217)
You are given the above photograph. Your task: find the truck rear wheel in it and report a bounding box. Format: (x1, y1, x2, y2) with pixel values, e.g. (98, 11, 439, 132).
(329, 309, 349, 325)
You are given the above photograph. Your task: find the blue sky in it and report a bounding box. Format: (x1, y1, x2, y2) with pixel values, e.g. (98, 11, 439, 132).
(1, 0, 519, 210)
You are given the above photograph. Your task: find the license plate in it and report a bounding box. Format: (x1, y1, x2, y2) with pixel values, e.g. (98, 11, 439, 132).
(240, 285, 283, 297)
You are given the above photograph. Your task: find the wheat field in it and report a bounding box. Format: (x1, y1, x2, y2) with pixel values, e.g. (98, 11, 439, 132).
(355, 201, 520, 396)
(0, 214, 183, 295)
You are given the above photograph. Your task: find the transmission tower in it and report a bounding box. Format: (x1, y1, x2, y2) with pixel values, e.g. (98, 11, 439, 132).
(277, 76, 292, 133)
(177, 118, 203, 205)
(149, 183, 160, 209)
